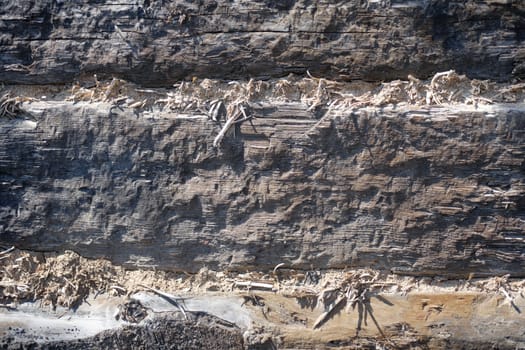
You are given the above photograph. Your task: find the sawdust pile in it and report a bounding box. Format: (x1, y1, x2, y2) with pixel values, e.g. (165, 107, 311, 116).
(1, 248, 524, 312)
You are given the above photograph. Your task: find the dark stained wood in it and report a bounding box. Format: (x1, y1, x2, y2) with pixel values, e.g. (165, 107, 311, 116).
(0, 0, 524, 85)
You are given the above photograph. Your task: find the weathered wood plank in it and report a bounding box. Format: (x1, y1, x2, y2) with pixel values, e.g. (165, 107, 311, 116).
(1, 0, 524, 85)
(0, 100, 523, 276)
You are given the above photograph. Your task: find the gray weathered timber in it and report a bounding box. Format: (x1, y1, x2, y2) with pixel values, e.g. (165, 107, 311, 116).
(1, 0, 524, 85)
(0, 102, 523, 276)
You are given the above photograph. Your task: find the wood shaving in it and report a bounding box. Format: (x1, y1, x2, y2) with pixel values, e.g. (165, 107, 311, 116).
(1, 250, 524, 312)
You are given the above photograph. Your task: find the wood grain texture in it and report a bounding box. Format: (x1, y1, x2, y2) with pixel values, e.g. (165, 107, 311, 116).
(1, 0, 524, 85)
(1, 101, 523, 276)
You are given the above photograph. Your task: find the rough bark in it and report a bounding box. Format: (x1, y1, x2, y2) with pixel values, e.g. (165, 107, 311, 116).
(1, 101, 523, 276)
(1, 0, 525, 85)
